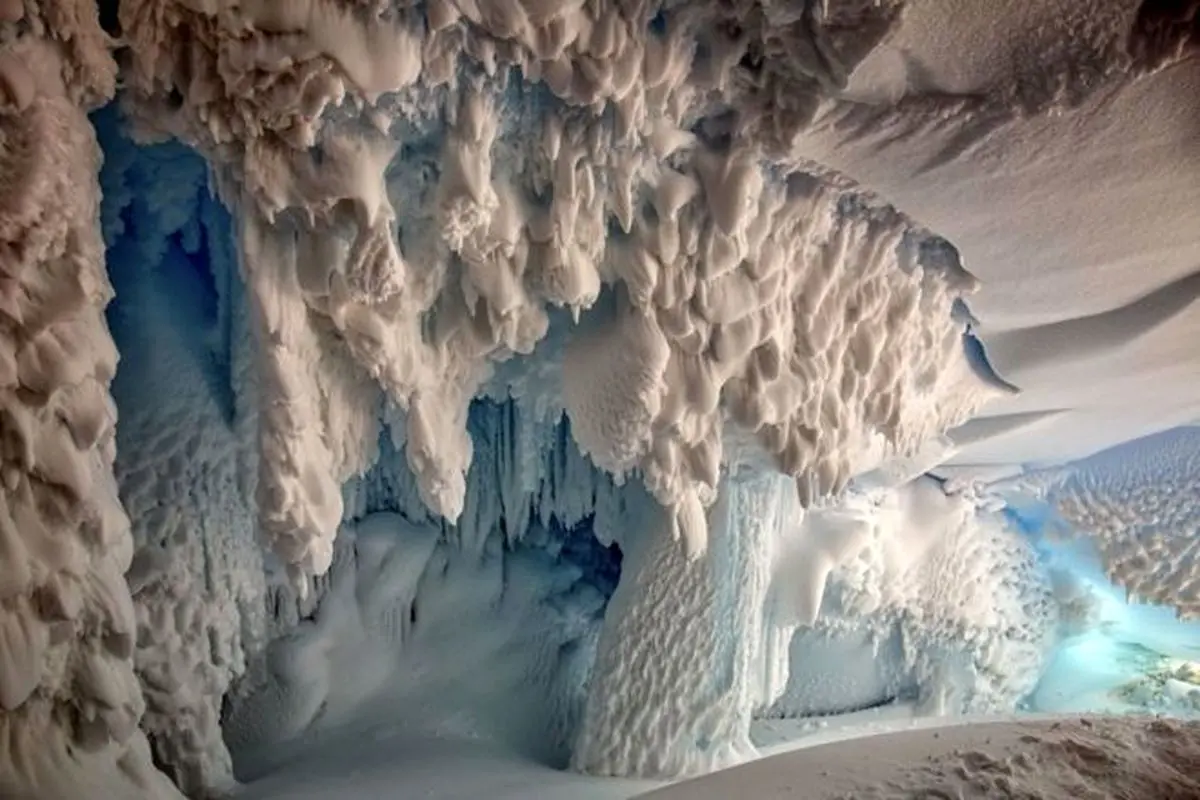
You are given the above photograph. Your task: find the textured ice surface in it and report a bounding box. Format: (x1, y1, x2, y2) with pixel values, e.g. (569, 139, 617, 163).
(115, 0, 1001, 595)
(0, 3, 179, 798)
(221, 403, 631, 780)
(575, 470, 796, 777)
(1002, 427, 1200, 616)
(767, 479, 1055, 720)
(97, 108, 264, 795)
(221, 511, 610, 777)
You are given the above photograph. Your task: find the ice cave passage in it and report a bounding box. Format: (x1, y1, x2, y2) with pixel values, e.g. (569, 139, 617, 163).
(2, 2, 1200, 799)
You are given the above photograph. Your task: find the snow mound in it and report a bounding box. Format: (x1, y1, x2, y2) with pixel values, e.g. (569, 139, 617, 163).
(642, 716, 1200, 800)
(221, 510, 612, 780)
(881, 717, 1200, 800)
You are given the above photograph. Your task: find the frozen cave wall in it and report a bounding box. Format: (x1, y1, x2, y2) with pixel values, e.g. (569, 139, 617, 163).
(0, 1, 1063, 798)
(102, 0, 1013, 789)
(96, 108, 265, 796)
(0, 3, 179, 799)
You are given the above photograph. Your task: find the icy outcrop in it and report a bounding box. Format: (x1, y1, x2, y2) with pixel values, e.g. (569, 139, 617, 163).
(1004, 427, 1200, 617)
(0, 3, 178, 798)
(769, 479, 1055, 718)
(575, 470, 796, 777)
(117, 0, 1002, 596)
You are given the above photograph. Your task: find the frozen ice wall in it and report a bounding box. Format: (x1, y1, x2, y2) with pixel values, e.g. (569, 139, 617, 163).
(0, 3, 178, 798)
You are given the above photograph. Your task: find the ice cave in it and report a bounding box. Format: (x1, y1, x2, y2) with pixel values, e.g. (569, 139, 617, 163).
(2, 1, 1200, 798)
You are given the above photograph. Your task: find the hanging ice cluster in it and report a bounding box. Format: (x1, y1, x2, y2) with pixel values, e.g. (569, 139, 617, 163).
(115, 0, 1002, 591)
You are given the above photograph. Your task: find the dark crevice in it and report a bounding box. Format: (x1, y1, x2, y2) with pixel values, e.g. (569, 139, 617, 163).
(98, 0, 120, 37)
(1129, 0, 1200, 68)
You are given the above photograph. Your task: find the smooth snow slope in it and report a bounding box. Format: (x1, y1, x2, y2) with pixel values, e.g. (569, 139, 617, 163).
(797, 0, 1200, 466)
(642, 716, 1200, 800)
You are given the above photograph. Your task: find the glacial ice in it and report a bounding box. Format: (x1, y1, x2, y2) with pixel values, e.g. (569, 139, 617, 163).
(2, 2, 1199, 800)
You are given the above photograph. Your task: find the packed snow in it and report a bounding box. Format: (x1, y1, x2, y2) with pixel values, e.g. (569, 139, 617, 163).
(646, 716, 1200, 800)
(1, 1, 1199, 800)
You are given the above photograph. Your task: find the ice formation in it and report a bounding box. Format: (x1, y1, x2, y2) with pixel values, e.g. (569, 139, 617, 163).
(4, 1, 1194, 799)
(113, 0, 1000, 591)
(768, 479, 1054, 720)
(1001, 427, 1200, 616)
(0, 3, 179, 798)
(98, 1, 1003, 788)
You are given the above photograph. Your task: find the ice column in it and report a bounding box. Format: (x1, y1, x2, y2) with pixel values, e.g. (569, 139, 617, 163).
(573, 469, 796, 777)
(97, 128, 267, 797)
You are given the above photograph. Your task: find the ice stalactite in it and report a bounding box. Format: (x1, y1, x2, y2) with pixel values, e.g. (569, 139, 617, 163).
(0, 3, 178, 798)
(117, 0, 1002, 599)
(344, 397, 632, 558)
